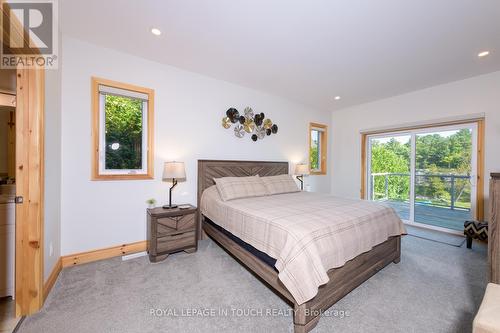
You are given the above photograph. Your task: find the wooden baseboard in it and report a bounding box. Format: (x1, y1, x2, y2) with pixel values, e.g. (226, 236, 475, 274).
(43, 257, 62, 301)
(61, 241, 147, 268)
(41, 241, 147, 301)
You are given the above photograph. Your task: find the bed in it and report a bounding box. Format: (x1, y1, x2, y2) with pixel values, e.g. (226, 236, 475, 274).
(197, 159, 405, 333)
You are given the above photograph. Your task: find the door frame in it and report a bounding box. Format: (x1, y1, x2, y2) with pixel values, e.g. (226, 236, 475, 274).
(1, 0, 46, 316)
(361, 118, 485, 223)
(15, 66, 45, 316)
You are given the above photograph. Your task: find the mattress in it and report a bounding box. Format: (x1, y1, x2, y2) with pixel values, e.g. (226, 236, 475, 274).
(204, 217, 277, 269)
(200, 186, 406, 305)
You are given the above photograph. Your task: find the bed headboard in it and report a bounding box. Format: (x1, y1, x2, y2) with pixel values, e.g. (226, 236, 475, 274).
(196, 159, 289, 238)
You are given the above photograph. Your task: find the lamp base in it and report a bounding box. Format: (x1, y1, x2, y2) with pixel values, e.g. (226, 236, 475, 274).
(162, 204, 178, 209)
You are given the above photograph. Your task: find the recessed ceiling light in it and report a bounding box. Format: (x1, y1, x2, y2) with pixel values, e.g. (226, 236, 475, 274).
(334, 96, 341, 100)
(478, 51, 490, 58)
(151, 28, 161, 36)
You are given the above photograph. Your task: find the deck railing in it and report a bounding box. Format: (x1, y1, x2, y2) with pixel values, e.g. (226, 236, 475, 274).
(370, 172, 471, 211)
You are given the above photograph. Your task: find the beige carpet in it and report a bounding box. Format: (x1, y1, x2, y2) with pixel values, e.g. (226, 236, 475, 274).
(18, 235, 487, 333)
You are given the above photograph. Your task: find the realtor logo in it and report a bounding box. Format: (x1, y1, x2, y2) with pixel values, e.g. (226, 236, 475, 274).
(1, 0, 58, 68)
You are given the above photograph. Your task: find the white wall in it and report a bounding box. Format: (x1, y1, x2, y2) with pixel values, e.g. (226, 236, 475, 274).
(330, 70, 500, 218)
(60, 36, 330, 255)
(44, 67, 62, 279)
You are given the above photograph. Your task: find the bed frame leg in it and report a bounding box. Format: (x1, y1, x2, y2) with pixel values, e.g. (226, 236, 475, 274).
(393, 236, 401, 264)
(293, 303, 320, 333)
(293, 316, 320, 333)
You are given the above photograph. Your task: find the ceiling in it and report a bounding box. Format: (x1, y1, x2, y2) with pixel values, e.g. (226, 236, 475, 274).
(60, 0, 500, 111)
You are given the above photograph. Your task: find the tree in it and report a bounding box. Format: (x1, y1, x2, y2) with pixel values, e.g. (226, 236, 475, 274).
(104, 95, 143, 169)
(371, 129, 472, 208)
(370, 139, 410, 201)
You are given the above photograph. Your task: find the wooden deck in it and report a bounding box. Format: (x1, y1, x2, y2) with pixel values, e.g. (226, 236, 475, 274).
(381, 200, 471, 231)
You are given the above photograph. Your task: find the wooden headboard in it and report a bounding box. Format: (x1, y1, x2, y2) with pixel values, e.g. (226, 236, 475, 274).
(196, 159, 289, 238)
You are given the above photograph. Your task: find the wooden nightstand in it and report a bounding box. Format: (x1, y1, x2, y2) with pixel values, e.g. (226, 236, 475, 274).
(147, 205, 198, 263)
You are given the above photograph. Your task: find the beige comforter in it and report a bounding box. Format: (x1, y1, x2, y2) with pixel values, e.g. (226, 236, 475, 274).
(201, 186, 406, 305)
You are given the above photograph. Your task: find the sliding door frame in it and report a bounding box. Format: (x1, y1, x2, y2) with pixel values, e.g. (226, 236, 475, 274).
(361, 118, 485, 224)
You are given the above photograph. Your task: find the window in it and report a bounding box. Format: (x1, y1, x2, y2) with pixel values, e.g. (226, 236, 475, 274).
(309, 122, 328, 175)
(91, 77, 154, 180)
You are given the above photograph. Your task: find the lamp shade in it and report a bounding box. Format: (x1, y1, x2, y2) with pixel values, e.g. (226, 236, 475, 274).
(294, 163, 310, 175)
(162, 161, 186, 180)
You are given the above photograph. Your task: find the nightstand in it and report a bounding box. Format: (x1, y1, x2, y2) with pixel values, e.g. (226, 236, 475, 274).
(147, 205, 198, 263)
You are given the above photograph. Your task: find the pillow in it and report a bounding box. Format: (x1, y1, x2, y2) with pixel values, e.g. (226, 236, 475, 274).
(260, 174, 300, 195)
(214, 175, 268, 201)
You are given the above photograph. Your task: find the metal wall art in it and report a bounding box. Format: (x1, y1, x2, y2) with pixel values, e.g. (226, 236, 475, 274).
(222, 107, 278, 142)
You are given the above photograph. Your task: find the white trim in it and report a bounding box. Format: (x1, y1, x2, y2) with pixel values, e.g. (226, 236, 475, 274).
(409, 133, 416, 222)
(98, 85, 149, 100)
(122, 251, 147, 261)
(366, 137, 371, 200)
(310, 129, 322, 172)
(404, 220, 464, 237)
(311, 126, 326, 132)
(98, 94, 148, 175)
(470, 122, 478, 219)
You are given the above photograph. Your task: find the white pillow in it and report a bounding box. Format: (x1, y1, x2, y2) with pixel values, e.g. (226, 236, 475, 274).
(260, 174, 300, 195)
(214, 175, 268, 201)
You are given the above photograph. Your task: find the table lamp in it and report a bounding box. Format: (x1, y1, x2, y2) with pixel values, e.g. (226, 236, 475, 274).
(294, 163, 309, 190)
(162, 161, 186, 209)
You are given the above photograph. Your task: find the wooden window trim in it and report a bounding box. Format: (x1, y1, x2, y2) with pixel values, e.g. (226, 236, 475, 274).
(309, 122, 328, 175)
(91, 77, 154, 180)
(360, 118, 485, 220)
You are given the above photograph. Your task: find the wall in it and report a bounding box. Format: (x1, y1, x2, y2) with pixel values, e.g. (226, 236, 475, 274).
(60, 36, 331, 255)
(44, 67, 62, 279)
(330, 70, 500, 218)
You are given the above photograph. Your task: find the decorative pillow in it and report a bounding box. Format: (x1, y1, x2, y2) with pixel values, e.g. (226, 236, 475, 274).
(214, 175, 268, 201)
(260, 174, 300, 195)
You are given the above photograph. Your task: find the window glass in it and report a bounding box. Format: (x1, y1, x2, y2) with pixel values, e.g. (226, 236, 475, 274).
(310, 130, 320, 171)
(103, 94, 144, 170)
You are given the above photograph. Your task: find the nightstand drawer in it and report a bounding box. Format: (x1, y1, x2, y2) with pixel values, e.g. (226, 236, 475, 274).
(157, 231, 196, 252)
(157, 213, 195, 235)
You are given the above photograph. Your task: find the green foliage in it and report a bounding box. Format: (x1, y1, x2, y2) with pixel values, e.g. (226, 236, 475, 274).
(146, 198, 157, 206)
(310, 146, 319, 170)
(371, 129, 472, 209)
(310, 130, 320, 170)
(371, 138, 410, 201)
(416, 129, 471, 172)
(104, 95, 143, 170)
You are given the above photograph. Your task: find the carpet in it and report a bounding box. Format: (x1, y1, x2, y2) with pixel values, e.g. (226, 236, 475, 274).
(18, 236, 487, 333)
(406, 225, 467, 247)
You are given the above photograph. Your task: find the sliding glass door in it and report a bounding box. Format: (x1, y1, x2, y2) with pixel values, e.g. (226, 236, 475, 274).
(368, 135, 411, 220)
(367, 123, 477, 232)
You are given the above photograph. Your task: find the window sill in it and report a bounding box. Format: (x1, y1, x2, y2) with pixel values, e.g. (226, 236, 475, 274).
(310, 171, 327, 176)
(91, 173, 154, 181)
